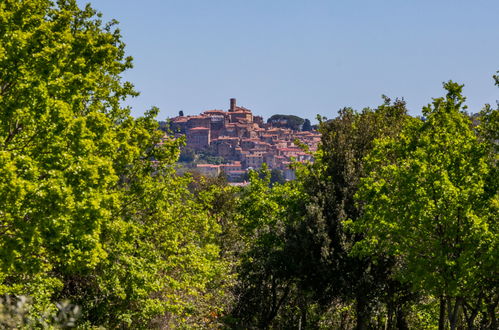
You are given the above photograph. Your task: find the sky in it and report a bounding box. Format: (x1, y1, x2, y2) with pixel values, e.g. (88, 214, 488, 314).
(77, 0, 499, 121)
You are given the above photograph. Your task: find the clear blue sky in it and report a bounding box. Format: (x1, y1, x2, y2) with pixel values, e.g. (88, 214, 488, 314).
(77, 0, 498, 121)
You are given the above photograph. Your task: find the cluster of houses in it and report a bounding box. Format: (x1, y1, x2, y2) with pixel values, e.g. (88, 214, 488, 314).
(170, 98, 321, 182)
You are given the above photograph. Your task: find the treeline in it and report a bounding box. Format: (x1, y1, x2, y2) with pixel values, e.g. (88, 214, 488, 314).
(217, 86, 497, 329)
(267, 114, 314, 131)
(0, 1, 497, 329)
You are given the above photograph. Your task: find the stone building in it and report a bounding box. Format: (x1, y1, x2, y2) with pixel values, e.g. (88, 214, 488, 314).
(168, 98, 321, 181)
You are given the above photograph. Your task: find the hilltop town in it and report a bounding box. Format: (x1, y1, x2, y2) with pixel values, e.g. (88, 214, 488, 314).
(169, 98, 321, 182)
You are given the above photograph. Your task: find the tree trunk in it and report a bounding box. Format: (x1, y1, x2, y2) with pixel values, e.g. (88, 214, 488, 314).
(448, 296, 462, 330)
(439, 296, 446, 330)
(355, 297, 369, 330)
(463, 301, 478, 330)
(395, 307, 409, 330)
(259, 282, 290, 329)
(386, 303, 394, 330)
(299, 296, 307, 330)
(301, 305, 307, 329)
(487, 297, 498, 330)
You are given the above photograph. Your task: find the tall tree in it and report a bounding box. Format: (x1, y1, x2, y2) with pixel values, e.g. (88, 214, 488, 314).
(302, 118, 312, 131)
(227, 167, 306, 328)
(291, 98, 412, 329)
(0, 0, 134, 307)
(354, 82, 498, 329)
(0, 1, 225, 327)
(268, 114, 305, 130)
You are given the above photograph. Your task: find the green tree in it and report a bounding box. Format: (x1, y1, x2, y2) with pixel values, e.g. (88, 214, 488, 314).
(268, 114, 305, 130)
(291, 98, 413, 329)
(0, 0, 134, 310)
(302, 118, 312, 131)
(226, 166, 307, 328)
(178, 147, 195, 162)
(270, 168, 286, 186)
(354, 82, 498, 329)
(0, 1, 226, 327)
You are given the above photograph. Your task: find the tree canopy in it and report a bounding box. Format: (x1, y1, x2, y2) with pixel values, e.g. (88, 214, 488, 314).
(0, 0, 225, 327)
(0, 1, 497, 328)
(267, 114, 305, 130)
(353, 82, 498, 329)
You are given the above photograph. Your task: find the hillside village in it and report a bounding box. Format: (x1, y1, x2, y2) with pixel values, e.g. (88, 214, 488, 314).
(169, 98, 321, 182)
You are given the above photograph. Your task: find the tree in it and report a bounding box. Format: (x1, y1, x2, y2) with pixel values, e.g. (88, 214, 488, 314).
(302, 118, 312, 131)
(178, 147, 195, 162)
(270, 168, 286, 186)
(0, 1, 226, 327)
(268, 114, 305, 130)
(354, 82, 498, 329)
(226, 166, 306, 328)
(290, 97, 413, 329)
(0, 0, 134, 308)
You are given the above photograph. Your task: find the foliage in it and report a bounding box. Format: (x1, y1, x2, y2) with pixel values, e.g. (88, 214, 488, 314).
(291, 97, 414, 328)
(267, 114, 305, 130)
(270, 168, 286, 186)
(0, 295, 83, 329)
(157, 120, 170, 132)
(197, 152, 226, 165)
(242, 167, 286, 186)
(1, 0, 497, 328)
(178, 147, 195, 162)
(226, 166, 307, 328)
(0, 0, 132, 310)
(0, 0, 226, 327)
(302, 118, 313, 131)
(353, 82, 498, 329)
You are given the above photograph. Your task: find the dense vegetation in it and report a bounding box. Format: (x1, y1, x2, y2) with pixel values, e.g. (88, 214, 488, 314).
(0, 1, 497, 328)
(267, 114, 307, 131)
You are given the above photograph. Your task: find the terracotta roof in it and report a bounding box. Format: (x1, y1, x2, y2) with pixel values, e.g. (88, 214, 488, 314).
(221, 164, 240, 168)
(233, 106, 251, 112)
(204, 110, 227, 115)
(197, 164, 220, 168)
(204, 109, 225, 113)
(225, 170, 246, 174)
(215, 136, 238, 140)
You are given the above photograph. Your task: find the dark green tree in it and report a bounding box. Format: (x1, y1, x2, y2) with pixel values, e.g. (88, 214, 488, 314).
(290, 98, 413, 329)
(179, 147, 195, 162)
(302, 118, 312, 131)
(226, 167, 306, 328)
(268, 114, 305, 130)
(270, 168, 286, 186)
